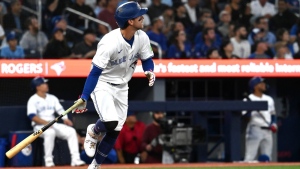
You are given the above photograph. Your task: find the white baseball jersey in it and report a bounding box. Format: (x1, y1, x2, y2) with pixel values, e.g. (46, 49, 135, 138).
(92, 28, 154, 85)
(27, 93, 67, 126)
(243, 93, 275, 127)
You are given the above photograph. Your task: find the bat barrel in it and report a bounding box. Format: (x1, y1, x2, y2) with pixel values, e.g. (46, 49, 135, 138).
(5, 131, 42, 159)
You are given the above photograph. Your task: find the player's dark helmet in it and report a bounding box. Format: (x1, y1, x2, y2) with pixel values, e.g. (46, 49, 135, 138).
(114, 1, 148, 29)
(248, 76, 264, 92)
(31, 76, 48, 90)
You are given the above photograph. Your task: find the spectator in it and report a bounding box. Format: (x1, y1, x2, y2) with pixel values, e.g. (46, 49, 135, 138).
(289, 19, 300, 43)
(161, 7, 175, 37)
(94, 0, 106, 16)
(147, 16, 168, 58)
(141, 111, 165, 163)
(43, 28, 80, 58)
(50, 15, 77, 48)
(230, 24, 251, 58)
(190, 8, 212, 41)
(238, 3, 253, 31)
(171, 22, 185, 33)
(224, 0, 244, 23)
(51, 15, 67, 33)
(45, 0, 72, 17)
(0, 1, 7, 24)
(147, 0, 169, 21)
(44, 0, 73, 31)
(27, 77, 86, 167)
(0, 31, 24, 59)
(219, 39, 239, 59)
(206, 47, 221, 59)
(97, 0, 119, 33)
(269, 0, 297, 32)
(217, 10, 231, 38)
(167, 30, 192, 59)
(174, 3, 189, 32)
(183, 0, 201, 33)
(167, 21, 185, 44)
(275, 28, 298, 55)
(115, 112, 146, 164)
(85, 0, 96, 8)
(69, 0, 96, 29)
(248, 42, 271, 59)
(0, 24, 5, 43)
(141, 14, 152, 32)
(3, 0, 27, 34)
(72, 28, 98, 59)
(203, 0, 220, 22)
(194, 17, 221, 46)
(194, 28, 220, 58)
(273, 43, 293, 59)
(248, 17, 276, 47)
(286, 0, 300, 13)
(250, 0, 276, 18)
(228, 22, 236, 38)
(19, 16, 48, 58)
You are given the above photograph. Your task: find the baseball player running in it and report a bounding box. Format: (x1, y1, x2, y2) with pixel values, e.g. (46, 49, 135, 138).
(27, 77, 85, 167)
(72, 2, 155, 169)
(243, 77, 277, 162)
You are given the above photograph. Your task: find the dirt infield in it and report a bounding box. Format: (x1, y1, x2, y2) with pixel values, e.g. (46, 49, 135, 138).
(3, 162, 300, 169)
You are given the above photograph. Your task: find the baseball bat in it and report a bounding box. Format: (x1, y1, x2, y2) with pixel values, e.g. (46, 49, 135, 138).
(5, 99, 84, 159)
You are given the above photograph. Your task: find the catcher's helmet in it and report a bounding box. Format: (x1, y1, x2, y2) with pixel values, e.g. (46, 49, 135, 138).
(248, 76, 264, 92)
(114, 1, 148, 28)
(31, 76, 48, 90)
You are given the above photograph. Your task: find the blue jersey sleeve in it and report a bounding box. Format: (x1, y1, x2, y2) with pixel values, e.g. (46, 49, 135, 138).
(271, 115, 276, 124)
(81, 64, 103, 100)
(28, 114, 36, 120)
(141, 58, 154, 72)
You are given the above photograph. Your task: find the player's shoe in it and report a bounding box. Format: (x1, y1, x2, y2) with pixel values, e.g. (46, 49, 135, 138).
(87, 159, 100, 169)
(71, 158, 86, 166)
(45, 158, 55, 167)
(84, 124, 100, 157)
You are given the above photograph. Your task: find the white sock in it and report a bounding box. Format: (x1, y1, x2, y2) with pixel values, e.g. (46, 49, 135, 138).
(91, 159, 98, 165)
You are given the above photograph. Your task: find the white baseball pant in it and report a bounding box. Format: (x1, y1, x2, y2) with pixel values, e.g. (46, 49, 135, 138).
(34, 123, 81, 161)
(90, 81, 128, 131)
(244, 125, 273, 161)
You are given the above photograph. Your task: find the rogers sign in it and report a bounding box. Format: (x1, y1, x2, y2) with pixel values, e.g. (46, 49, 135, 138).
(1, 63, 43, 74)
(1, 59, 300, 78)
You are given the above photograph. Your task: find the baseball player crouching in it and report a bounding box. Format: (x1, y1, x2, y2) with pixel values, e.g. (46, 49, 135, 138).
(27, 77, 85, 167)
(72, 1, 155, 169)
(243, 77, 277, 162)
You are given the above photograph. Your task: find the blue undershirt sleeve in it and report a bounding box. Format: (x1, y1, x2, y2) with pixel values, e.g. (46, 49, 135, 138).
(81, 64, 103, 100)
(28, 114, 36, 121)
(141, 58, 154, 72)
(271, 114, 276, 124)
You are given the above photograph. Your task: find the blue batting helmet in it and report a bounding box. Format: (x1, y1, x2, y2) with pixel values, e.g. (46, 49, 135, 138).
(31, 77, 48, 90)
(114, 1, 148, 28)
(249, 76, 264, 92)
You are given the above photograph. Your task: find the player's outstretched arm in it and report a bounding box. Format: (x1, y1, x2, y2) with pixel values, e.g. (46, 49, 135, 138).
(142, 58, 155, 87)
(73, 64, 103, 113)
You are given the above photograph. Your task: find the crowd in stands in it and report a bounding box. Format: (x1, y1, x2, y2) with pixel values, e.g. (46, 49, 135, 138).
(0, 0, 300, 59)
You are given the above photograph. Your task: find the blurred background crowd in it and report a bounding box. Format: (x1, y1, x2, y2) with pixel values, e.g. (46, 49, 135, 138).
(0, 0, 300, 59)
